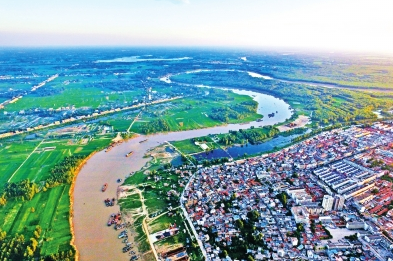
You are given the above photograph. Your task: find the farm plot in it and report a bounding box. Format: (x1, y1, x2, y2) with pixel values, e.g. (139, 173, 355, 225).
(0, 140, 41, 184)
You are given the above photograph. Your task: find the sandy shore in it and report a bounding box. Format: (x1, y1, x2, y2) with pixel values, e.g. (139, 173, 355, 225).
(277, 115, 310, 132)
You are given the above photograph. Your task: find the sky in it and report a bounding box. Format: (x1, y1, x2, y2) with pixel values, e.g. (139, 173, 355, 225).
(0, 0, 393, 53)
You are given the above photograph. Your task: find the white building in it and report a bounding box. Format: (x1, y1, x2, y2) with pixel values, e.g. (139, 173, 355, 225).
(322, 195, 334, 211)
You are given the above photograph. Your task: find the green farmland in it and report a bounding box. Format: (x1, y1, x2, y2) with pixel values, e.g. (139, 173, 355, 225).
(4, 74, 145, 112)
(0, 126, 115, 260)
(130, 89, 261, 134)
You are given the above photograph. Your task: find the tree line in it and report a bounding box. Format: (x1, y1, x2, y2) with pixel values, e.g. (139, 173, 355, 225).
(1, 155, 85, 206)
(210, 101, 257, 123)
(139, 118, 170, 134)
(220, 126, 279, 145)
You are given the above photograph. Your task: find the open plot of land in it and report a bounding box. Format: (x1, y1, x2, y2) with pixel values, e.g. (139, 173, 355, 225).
(0, 140, 41, 184)
(120, 148, 203, 260)
(328, 228, 363, 243)
(278, 115, 310, 132)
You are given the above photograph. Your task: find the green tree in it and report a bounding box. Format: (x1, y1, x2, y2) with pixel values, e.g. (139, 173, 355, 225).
(30, 238, 38, 252)
(236, 219, 244, 229)
(247, 255, 255, 261)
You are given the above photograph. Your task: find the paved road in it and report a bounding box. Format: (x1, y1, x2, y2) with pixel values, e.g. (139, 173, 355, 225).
(180, 172, 209, 260)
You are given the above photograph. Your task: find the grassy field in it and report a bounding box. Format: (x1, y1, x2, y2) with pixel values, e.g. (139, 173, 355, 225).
(120, 151, 204, 260)
(130, 90, 261, 133)
(170, 136, 219, 155)
(118, 194, 142, 209)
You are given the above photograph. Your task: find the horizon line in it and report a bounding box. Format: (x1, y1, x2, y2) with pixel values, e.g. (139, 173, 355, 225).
(0, 45, 392, 56)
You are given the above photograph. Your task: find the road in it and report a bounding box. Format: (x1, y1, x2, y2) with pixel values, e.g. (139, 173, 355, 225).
(8, 139, 45, 182)
(127, 186, 159, 261)
(358, 237, 384, 261)
(165, 141, 196, 167)
(127, 111, 142, 133)
(180, 172, 209, 260)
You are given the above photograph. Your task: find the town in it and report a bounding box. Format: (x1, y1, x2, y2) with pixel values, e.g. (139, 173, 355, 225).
(181, 121, 393, 260)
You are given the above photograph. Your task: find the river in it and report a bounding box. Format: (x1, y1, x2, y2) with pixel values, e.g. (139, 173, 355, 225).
(73, 87, 293, 260)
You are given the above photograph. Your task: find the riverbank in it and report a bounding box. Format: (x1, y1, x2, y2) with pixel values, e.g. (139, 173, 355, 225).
(72, 89, 293, 260)
(277, 115, 310, 132)
(69, 151, 99, 261)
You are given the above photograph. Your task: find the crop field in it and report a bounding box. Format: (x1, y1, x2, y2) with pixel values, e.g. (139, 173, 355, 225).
(0, 125, 115, 258)
(0, 140, 41, 184)
(103, 111, 140, 132)
(0, 184, 72, 255)
(4, 133, 114, 184)
(288, 63, 393, 89)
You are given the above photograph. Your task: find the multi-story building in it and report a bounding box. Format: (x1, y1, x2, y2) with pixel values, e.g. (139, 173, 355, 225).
(333, 195, 345, 210)
(322, 195, 334, 211)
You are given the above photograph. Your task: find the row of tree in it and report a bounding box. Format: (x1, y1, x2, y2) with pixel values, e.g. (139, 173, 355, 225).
(220, 126, 280, 145)
(46, 155, 85, 187)
(210, 101, 257, 123)
(3, 179, 38, 202)
(1, 155, 85, 206)
(139, 118, 170, 134)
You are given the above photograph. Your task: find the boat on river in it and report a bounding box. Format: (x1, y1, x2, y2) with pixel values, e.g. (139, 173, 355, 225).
(126, 151, 134, 157)
(102, 183, 108, 192)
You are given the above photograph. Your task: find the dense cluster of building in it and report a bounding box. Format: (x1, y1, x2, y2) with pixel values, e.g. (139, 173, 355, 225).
(182, 121, 393, 260)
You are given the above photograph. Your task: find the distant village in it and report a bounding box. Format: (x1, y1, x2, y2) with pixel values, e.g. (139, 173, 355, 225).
(181, 121, 393, 261)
